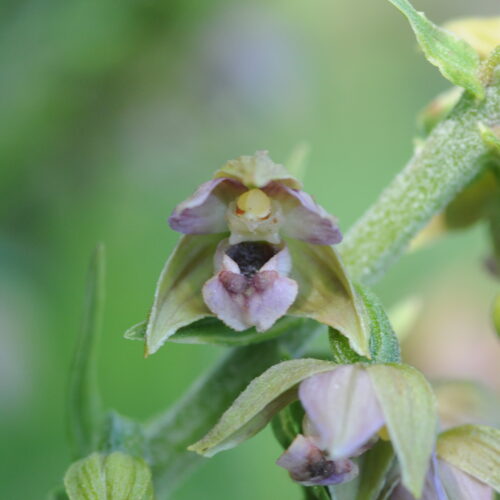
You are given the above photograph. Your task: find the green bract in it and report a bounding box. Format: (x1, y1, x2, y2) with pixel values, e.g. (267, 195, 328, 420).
(387, 0, 484, 98)
(64, 452, 155, 500)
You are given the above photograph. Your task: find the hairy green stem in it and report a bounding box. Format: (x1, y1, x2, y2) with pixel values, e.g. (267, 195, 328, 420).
(341, 83, 500, 285)
(148, 78, 500, 497)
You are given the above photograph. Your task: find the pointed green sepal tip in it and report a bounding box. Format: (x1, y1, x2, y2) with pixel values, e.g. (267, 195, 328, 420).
(64, 452, 155, 500)
(437, 424, 500, 492)
(388, 0, 484, 99)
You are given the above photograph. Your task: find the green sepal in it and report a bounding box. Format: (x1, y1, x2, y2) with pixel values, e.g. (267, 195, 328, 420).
(126, 316, 322, 347)
(329, 285, 400, 364)
(143, 234, 222, 356)
(387, 0, 484, 98)
(366, 364, 437, 498)
(188, 359, 335, 457)
(68, 244, 105, 460)
(288, 239, 370, 358)
(437, 424, 500, 491)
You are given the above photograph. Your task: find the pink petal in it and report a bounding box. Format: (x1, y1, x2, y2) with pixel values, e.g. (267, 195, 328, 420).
(276, 435, 358, 486)
(264, 182, 342, 245)
(202, 245, 298, 331)
(299, 365, 385, 459)
(247, 271, 298, 331)
(169, 178, 245, 234)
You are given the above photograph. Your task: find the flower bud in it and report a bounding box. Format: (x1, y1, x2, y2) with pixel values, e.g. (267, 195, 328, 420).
(64, 452, 155, 500)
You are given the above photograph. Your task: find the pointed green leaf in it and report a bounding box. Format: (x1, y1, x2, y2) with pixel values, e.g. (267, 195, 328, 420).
(68, 244, 105, 459)
(64, 452, 155, 500)
(329, 285, 400, 364)
(437, 424, 500, 491)
(188, 359, 335, 457)
(287, 239, 370, 358)
(388, 0, 484, 98)
(145, 234, 223, 355)
(367, 364, 437, 498)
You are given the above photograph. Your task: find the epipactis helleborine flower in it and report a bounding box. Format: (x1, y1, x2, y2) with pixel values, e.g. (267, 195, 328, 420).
(142, 151, 369, 356)
(169, 150, 341, 331)
(276, 364, 436, 496)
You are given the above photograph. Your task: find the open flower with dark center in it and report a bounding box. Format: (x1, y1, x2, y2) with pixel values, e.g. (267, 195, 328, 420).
(139, 151, 369, 356)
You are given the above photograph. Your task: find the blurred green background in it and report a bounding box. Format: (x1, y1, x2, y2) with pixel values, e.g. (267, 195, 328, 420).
(1, 0, 499, 498)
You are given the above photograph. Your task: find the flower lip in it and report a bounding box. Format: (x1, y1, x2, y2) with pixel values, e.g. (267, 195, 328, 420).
(225, 241, 277, 278)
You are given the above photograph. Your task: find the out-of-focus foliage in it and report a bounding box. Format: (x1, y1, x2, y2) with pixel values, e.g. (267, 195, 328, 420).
(0, 0, 499, 499)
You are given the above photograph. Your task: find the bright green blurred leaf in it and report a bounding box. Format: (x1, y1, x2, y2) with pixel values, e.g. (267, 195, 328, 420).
(64, 452, 155, 500)
(367, 363, 437, 498)
(437, 425, 500, 491)
(388, 0, 484, 98)
(188, 358, 335, 457)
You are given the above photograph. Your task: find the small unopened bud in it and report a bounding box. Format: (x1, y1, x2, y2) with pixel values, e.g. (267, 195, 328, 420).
(64, 452, 155, 500)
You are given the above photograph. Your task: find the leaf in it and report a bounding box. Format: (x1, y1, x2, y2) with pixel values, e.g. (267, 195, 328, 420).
(64, 452, 155, 500)
(387, 0, 484, 98)
(126, 316, 321, 347)
(356, 440, 395, 500)
(287, 239, 370, 358)
(329, 286, 400, 364)
(437, 424, 500, 491)
(68, 244, 105, 459)
(188, 358, 335, 457)
(367, 364, 437, 498)
(144, 234, 223, 355)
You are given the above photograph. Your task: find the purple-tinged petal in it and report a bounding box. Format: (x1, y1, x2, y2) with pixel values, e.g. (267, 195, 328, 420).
(264, 182, 342, 245)
(202, 272, 249, 331)
(169, 178, 245, 234)
(276, 435, 358, 487)
(299, 365, 385, 460)
(438, 460, 493, 500)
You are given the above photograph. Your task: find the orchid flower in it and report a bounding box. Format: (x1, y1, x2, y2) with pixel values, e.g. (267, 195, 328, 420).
(139, 151, 369, 356)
